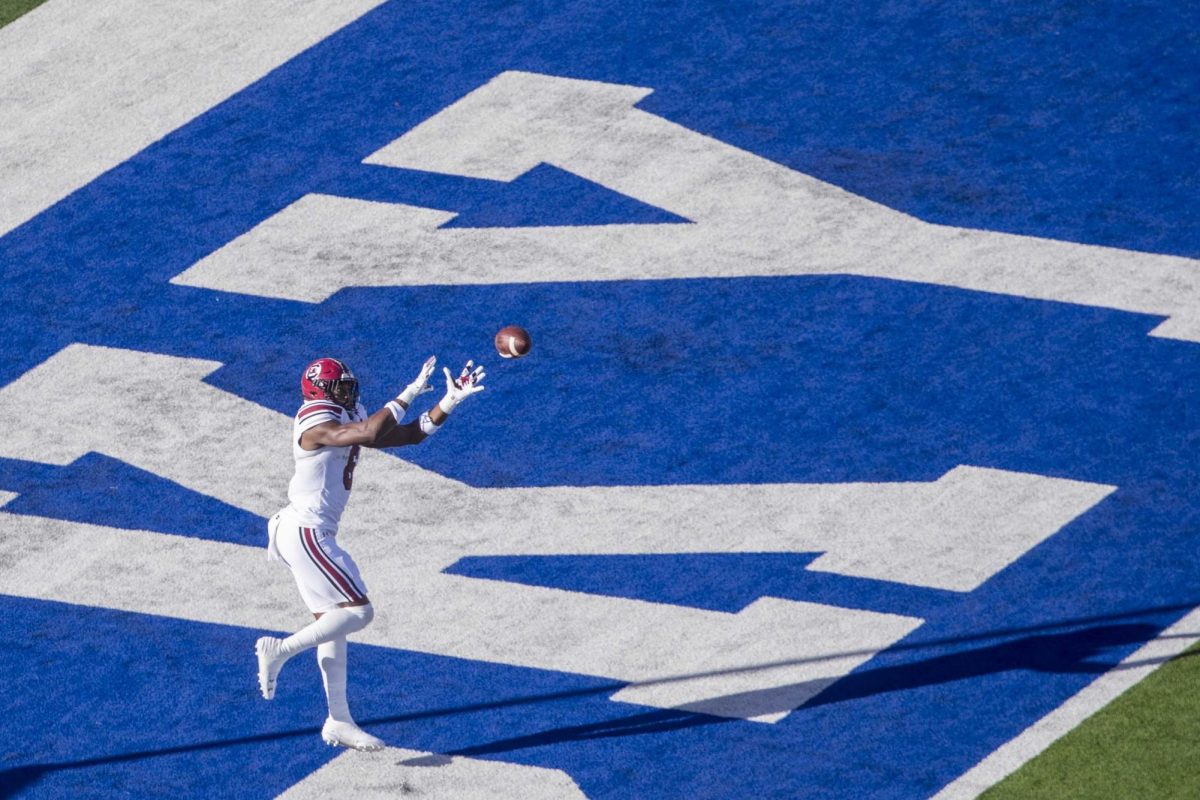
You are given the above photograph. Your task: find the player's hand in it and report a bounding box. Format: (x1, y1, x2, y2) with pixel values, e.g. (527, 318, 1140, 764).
(439, 360, 486, 413)
(397, 355, 436, 406)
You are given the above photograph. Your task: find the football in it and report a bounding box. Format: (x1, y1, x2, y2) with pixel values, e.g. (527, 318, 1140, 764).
(494, 325, 532, 359)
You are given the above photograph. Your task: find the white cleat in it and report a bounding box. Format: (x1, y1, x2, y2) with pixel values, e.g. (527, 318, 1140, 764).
(255, 636, 285, 700)
(321, 718, 385, 752)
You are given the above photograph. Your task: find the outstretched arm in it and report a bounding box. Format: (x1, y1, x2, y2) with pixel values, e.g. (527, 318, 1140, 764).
(363, 419, 426, 448)
(300, 406, 397, 449)
(363, 360, 486, 449)
(300, 356, 438, 451)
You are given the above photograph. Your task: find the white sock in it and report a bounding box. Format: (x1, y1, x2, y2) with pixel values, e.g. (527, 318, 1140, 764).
(279, 604, 374, 659)
(318, 637, 352, 723)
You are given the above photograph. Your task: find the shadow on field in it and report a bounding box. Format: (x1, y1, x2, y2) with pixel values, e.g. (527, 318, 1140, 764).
(2, 601, 1197, 795)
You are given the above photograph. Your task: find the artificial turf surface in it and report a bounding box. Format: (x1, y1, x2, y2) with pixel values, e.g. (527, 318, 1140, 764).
(3, 0, 1194, 796)
(985, 641, 1200, 799)
(0, 0, 47, 29)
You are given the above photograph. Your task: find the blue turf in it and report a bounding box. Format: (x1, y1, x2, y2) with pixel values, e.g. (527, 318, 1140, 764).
(1, 0, 1197, 797)
(0, 454, 262, 544)
(446, 553, 960, 618)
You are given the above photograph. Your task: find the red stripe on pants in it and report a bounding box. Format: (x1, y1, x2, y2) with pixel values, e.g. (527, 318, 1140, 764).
(302, 527, 362, 602)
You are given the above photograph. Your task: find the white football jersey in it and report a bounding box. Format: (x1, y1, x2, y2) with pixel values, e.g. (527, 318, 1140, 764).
(287, 398, 368, 532)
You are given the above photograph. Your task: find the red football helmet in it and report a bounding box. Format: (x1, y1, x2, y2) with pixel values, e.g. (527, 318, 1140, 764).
(301, 358, 359, 409)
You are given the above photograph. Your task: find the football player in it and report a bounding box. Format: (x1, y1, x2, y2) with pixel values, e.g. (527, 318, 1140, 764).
(255, 355, 484, 751)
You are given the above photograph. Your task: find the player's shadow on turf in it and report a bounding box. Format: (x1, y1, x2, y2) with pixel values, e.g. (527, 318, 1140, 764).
(808, 622, 1159, 709)
(648, 622, 1160, 724)
(442, 622, 1161, 756)
(0, 618, 1185, 794)
(448, 708, 723, 759)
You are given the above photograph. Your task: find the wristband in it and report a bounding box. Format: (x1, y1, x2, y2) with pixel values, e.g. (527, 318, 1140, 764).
(385, 400, 404, 423)
(437, 394, 458, 415)
(418, 411, 441, 435)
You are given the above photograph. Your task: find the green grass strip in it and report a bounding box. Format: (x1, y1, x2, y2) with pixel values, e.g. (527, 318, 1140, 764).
(983, 642, 1200, 799)
(0, 0, 49, 29)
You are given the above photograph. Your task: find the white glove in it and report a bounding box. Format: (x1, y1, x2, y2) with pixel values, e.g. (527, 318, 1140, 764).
(397, 356, 437, 407)
(438, 360, 486, 414)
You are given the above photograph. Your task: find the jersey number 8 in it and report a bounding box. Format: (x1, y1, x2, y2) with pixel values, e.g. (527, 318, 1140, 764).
(343, 445, 361, 490)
